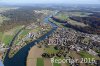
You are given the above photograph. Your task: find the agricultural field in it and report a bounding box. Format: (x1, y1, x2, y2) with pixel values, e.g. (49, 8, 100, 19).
(14, 29, 31, 45)
(0, 7, 20, 44)
(29, 45, 99, 66)
(14, 25, 42, 45)
(0, 26, 23, 45)
(79, 51, 94, 58)
(67, 18, 88, 27)
(44, 46, 59, 54)
(27, 45, 71, 66)
(55, 12, 88, 27)
(0, 32, 3, 41)
(48, 18, 65, 28)
(36, 58, 44, 66)
(55, 13, 69, 21)
(79, 51, 100, 60)
(58, 12, 92, 17)
(53, 63, 61, 66)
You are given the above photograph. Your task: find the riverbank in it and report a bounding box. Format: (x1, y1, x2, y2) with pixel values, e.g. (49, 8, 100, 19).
(26, 44, 44, 66)
(4, 11, 57, 66)
(8, 24, 52, 58)
(0, 53, 2, 60)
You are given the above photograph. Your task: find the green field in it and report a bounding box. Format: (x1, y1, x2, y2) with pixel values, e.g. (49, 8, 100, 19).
(0, 32, 3, 41)
(55, 11, 90, 20)
(53, 63, 61, 66)
(49, 18, 65, 28)
(44, 46, 59, 54)
(0, 7, 20, 44)
(0, 26, 23, 45)
(2, 35, 13, 45)
(19, 29, 30, 37)
(37, 58, 44, 66)
(58, 12, 92, 17)
(79, 51, 95, 59)
(53, 12, 88, 27)
(14, 29, 31, 44)
(55, 13, 69, 21)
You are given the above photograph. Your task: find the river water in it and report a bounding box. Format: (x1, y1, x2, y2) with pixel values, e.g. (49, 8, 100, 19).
(4, 13, 58, 66)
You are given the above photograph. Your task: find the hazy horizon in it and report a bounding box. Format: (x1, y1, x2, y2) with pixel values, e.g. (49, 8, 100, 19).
(0, 0, 100, 5)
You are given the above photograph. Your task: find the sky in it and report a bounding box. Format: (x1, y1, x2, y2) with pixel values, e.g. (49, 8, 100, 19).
(0, 0, 100, 4)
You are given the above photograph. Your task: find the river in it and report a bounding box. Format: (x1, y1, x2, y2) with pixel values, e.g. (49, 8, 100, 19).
(4, 12, 58, 66)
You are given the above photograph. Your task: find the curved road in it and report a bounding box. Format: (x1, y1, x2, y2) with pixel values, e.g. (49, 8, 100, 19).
(4, 13, 58, 66)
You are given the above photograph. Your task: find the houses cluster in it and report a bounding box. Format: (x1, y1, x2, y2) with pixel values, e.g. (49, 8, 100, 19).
(34, 10, 54, 15)
(38, 27, 100, 66)
(44, 27, 100, 57)
(26, 23, 37, 30)
(0, 42, 9, 60)
(9, 22, 52, 58)
(0, 42, 8, 54)
(48, 28, 78, 45)
(9, 32, 37, 58)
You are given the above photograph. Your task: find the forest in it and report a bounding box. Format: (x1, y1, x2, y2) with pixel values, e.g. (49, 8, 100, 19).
(51, 12, 100, 35)
(0, 7, 43, 32)
(69, 16, 100, 29)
